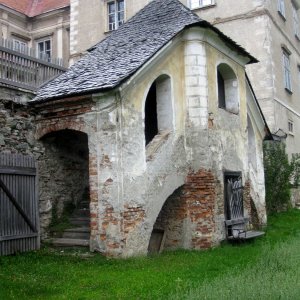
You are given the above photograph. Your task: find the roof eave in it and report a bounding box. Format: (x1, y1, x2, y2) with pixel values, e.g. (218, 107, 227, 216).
(186, 21, 258, 64)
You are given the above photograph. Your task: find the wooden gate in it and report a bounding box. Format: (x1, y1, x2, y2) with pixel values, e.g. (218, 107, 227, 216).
(0, 153, 40, 255)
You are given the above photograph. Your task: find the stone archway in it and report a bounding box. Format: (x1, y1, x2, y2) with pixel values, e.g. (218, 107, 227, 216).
(38, 129, 91, 245)
(148, 186, 187, 254)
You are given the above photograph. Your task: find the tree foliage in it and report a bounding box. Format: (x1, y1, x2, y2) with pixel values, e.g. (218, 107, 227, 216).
(263, 141, 300, 214)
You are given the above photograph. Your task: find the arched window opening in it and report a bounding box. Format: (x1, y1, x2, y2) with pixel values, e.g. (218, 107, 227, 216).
(145, 82, 158, 145)
(144, 75, 173, 146)
(217, 64, 239, 114)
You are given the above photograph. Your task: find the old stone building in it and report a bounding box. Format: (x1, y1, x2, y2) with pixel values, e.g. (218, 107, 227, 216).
(29, 0, 270, 257)
(70, 1, 300, 157)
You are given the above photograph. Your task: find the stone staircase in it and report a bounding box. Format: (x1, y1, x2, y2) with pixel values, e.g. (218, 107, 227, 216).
(50, 200, 90, 248)
(295, 202, 300, 210)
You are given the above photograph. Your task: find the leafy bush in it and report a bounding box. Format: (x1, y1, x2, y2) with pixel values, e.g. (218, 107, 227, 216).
(263, 141, 300, 213)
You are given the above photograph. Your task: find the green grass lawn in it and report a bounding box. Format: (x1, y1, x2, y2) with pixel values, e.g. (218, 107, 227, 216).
(1, 210, 300, 300)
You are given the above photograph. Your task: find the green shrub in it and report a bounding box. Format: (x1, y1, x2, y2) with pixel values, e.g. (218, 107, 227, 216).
(263, 141, 300, 214)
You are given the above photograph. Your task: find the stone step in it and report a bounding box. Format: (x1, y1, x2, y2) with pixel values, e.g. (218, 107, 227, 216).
(72, 208, 90, 217)
(69, 217, 90, 226)
(51, 238, 90, 248)
(62, 227, 90, 239)
(78, 201, 90, 209)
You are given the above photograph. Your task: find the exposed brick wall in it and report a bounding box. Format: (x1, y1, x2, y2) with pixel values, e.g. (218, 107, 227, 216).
(185, 169, 216, 249)
(153, 187, 186, 249)
(100, 206, 121, 253)
(151, 169, 217, 251)
(123, 205, 146, 237)
(34, 97, 94, 139)
(244, 180, 251, 218)
(244, 180, 260, 227)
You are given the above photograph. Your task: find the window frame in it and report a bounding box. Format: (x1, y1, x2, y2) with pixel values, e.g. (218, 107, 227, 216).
(282, 48, 292, 93)
(278, 0, 286, 19)
(107, 0, 125, 31)
(36, 39, 52, 62)
(288, 119, 294, 135)
(189, 0, 215, 10)
(292, 3, 300, 39)
(13, 39, 27, 54)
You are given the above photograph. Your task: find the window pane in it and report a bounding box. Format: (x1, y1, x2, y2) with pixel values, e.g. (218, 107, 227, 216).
(45, 41, 51, 51)
(278, 0, 285, 16)
(202, 0, 213, 6)
(283, 50, 291, 91)
(13, 40, 20, 52)
(108, 2, 115, 13)
(38, 42, 44, 53)
(117, 0, 124, 11)
(190, 0, 200, 9)
(118, 12, 124, 24)
(293, 5, 299, 37)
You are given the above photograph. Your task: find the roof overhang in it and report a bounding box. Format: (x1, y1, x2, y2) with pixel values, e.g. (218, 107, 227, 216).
(246, 74, 272, 141)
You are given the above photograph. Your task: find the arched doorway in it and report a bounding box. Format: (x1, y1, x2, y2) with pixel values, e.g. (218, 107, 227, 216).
(38, 129, 90, 246)
(148, 186, 186, 254)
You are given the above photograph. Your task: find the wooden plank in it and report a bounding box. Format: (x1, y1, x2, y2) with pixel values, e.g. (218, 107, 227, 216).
(0, 177, 37, 233)
(227, 230, 265, 240)
(0, 166, 36, 176)
(0, 233, 38, 242)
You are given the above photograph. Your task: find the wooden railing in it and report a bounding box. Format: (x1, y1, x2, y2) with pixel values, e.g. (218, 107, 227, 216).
(0, 39, 66, 92)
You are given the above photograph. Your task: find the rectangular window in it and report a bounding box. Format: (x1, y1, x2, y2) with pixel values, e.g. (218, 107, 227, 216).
(37, 39, 51, 62)
(13, 39, 27, 54)
(190, 0, 214, 9)
(108, 0, 124, 31)
(283, 49, 292, 92)
(278, 0, 286, 18)
(293, 4, 299, 38)
(288, 120, 294, 134)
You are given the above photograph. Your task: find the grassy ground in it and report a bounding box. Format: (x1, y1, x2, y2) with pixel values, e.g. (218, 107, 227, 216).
(1, 210, 300, 300)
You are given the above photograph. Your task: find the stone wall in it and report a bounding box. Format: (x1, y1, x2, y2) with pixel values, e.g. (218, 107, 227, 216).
(0, 87, 41, 156)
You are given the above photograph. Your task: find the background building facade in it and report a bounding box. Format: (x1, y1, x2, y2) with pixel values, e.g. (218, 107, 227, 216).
(0, 0, 70, 67)
(70, 0, 300, 157)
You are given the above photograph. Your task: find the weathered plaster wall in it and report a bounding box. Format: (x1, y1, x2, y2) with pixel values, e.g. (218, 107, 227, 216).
(192, 0, 300, 161)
